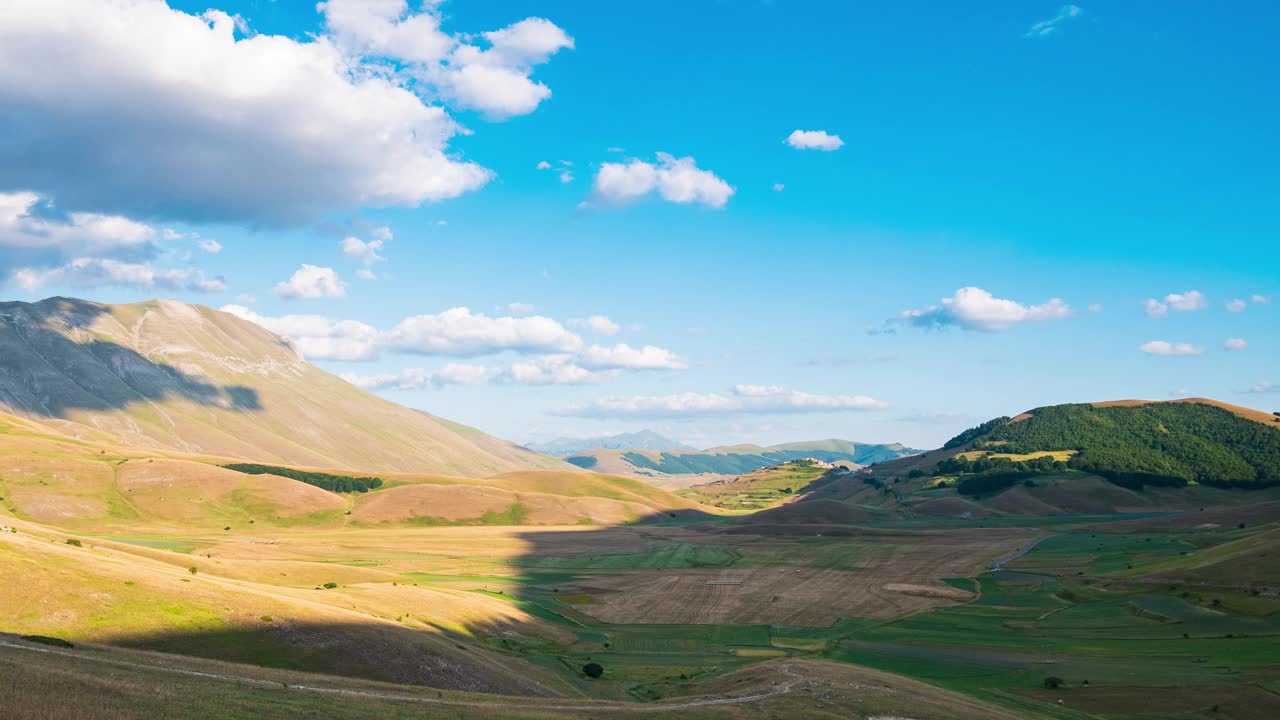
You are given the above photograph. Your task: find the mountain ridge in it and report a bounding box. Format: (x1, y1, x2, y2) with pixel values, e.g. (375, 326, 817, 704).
(0, 296, 569, 476)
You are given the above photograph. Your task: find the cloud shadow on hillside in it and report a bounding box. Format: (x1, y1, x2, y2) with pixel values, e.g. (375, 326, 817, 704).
(0, 297, 261, 417)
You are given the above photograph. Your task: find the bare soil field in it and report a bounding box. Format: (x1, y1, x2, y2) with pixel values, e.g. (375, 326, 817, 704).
(572, 527, 1034, 625)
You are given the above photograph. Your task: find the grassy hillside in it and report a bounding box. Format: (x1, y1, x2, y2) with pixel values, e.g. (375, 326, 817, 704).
(677, 460, 840, 512)
(0, 297, 568, 476)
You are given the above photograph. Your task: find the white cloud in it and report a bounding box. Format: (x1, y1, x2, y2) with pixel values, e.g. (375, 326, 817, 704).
(569, 315, 621, 335)
(341, 363, 496, 391)
(340, 236, 385, 264)
(578, 343, 686, 370)
(0, 1, 583, 226)
(556, 385, 887, 419)
(772, 183, 785, 192)
(221, 305, 378, 361)
(1247, 381, 1278, 394)
(355, 268, 377, 281)
(499, 354, 607, 386)
(1253, 294, 1272, 305)
(1140, 340, 1204, 356)
(384, 307, 582, 356)
(536, 161, 552, 170)
(273, 265, 347, 299)
(1087, 303, 1104, 313)
(197, 239, 223, 254)
(1146, 290, 1207, 318)
(15, 258, 225, 293)
(784, 129, 844, 151)
(414, 16, 576, 119)
(1224, 338, 1248, 351)
(591, 153, 734, 209)
(504, 302, 535, 316)
(896, 287, 1072, 332)
(1025, 5, 1083, 38)
(559, 170, 574, 184)
(1144, 298, 1169, 319)
(1226, 298, 1247, 312)
(0, 191, 157, 274)
(1164, 290, 1207, 311)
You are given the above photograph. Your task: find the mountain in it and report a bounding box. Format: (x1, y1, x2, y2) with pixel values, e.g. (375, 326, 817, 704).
(528, 429, 693, 456)
(0, 297, 569, 476)
(562, 438, 922, 478)
(792, 399, 1280, 519)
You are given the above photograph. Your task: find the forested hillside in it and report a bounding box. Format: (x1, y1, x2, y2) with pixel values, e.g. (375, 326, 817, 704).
(943, 402, 1280, 489)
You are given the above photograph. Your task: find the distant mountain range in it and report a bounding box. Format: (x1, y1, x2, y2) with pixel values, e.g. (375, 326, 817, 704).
(0, 297, 569, 476)
(528, 430, 694, 456)
(561, 439, 923, 478)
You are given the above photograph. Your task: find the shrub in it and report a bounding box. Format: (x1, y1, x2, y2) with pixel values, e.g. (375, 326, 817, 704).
(188, 566, 198, 575)
(64, 538, 82, 547)
(582, 662, 604, 679)
(260, 615, 273, 623)
(323, 582, 338, 589)
(1043, 676, 1064, 689)
(20, 635, 74, 649)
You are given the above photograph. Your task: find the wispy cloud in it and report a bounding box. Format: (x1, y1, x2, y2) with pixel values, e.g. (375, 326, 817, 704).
(555, 384, 887, 419)
(1140, 340, 1204, 356)
(1025, 5, 1083, 38)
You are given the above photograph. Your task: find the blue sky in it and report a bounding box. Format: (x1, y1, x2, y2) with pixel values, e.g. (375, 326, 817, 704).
(1, 1, 1277, 449)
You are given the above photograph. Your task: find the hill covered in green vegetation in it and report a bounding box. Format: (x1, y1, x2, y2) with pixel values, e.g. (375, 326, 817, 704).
(940, 401, 1280, 491)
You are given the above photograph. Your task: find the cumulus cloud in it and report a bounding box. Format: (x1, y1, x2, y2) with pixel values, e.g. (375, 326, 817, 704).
(555, 385, 887, 419)
(1224, 338, 1248, 351)
(221, 305, 378, 361)
(590, 153, 734, 209)
(15, 258, 225, 293)
(895, 287, 1072, 332)
(197, 239, 223, 254)
(784, 130, 844, 151)
(504, 302, 535, 315)
(536, 161, 552, 170)
(1025, 5, 1083, 38)
(0, 1, 576, 225)
(274, 265, 347, 299)
(0, 191, 157, 272)
(1145, 290, 1207, 318)
(570, 315, 620, 335)
(1253, 294, 1272, 305)
(384, 308, 582, 356)
(1140, 340, 1204, 356)
(499, 355, 607, 386)
(341, 236, 386, 265)
(341, 363, 496, 391)
(578, 343, 686, 370)
(1226, 298, 1247, 312)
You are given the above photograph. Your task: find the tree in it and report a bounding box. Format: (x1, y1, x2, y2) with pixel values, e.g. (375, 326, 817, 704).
(1043, 676, 1064, 689)
(582, 662, 604, 679)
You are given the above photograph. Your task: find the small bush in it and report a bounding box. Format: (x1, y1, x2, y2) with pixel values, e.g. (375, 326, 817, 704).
(260, 615, 273, 623)
(323, 582, 338, 589)
(189, 566, 198, 575)
(1043, 676, 1064, 689)
(20, 635, 74, 649)
(64, 538, 82, 547)
(582, 662, 604, 679)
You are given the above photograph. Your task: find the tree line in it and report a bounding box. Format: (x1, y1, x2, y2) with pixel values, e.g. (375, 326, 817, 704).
(224, 463, 384, 493)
